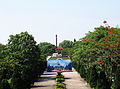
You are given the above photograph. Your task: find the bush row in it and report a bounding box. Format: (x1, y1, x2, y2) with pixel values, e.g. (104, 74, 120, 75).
(72, 25, 120, 89)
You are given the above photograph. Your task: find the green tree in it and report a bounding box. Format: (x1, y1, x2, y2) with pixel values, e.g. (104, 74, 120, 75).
(6, 32, 40, 61)
(72, 25, 120, 89)
(59, 40, 73, 48)
(1, 31, 42, 89)
(113, 66, 120, 89)
(96, 71, 111, 89)
(38, 42, 56, 60)
(0, 43, 5, 59)
(80, 65, 86, 78)
(0, 43, 5, 51)
(89, 65, 98, 88)
(0, 79, 11, 89)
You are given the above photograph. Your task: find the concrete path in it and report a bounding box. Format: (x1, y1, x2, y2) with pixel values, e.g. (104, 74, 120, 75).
(62, 68, 91, 89)
(31, 71, 57, 89)
(31, 69, 91, 89)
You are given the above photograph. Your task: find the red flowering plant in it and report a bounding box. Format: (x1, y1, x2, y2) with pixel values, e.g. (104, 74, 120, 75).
(95, 21, 120, 49)
(91, 21, 120, 70)
(96, 21, 120, 65)
(97, 58, 105, 65)
(82, 39, 89, 42)
(97, 57, 111, 65)
(72, 21, 120, 88)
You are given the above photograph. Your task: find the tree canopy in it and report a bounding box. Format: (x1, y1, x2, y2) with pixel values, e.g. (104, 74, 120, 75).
(0, 32, 46, 89)
(59, 40, 73, 48)
(38, 42, 56, 60)
(72, 24, 120, 89)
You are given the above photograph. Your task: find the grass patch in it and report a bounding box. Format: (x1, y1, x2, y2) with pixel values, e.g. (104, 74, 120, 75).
(49, 57, 69, 60)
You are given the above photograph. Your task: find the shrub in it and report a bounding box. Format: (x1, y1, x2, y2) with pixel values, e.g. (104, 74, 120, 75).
(80, 65, 86, 78)
(55, 82, 66, 89)
(113, 66, 120, 89)
(89, 65, 98, 88)
(55, 73, 66, 89)
(0, 79, 11, 89)
(96, 71, 111, 89)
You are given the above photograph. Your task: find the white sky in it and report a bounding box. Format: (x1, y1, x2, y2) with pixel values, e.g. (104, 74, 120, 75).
(0, 0, 120, 45)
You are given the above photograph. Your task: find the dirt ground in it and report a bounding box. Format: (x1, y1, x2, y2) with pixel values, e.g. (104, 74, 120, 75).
(31, 68, 91, 89)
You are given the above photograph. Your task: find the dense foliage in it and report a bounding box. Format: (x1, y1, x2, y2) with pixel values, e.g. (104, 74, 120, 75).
(0, 32, 46, 89)
(72, 23, 120, 89)
(0, 43, 5, 59)
(1, 21, 120, 89)
(58, 40, 75, 59)
(59, 40, 73, 48)
(38, 42, 56, 60)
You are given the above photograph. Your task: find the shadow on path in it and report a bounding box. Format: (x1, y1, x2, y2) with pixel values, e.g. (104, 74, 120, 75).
(36, 77, 56, 82)
(31, 71, 56, 89)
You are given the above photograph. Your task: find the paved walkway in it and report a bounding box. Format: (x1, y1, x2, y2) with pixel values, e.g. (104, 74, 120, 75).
(31, 69, 91, 89)
(31, 71, 56, 89)
(62, 68, 91, 89)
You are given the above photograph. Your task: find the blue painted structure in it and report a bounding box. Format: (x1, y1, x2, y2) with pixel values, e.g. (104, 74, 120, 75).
(47, 59, 72, 72)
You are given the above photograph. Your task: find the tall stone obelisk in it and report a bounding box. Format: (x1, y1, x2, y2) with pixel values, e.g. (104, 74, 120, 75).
(56, 35, 57, 48)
